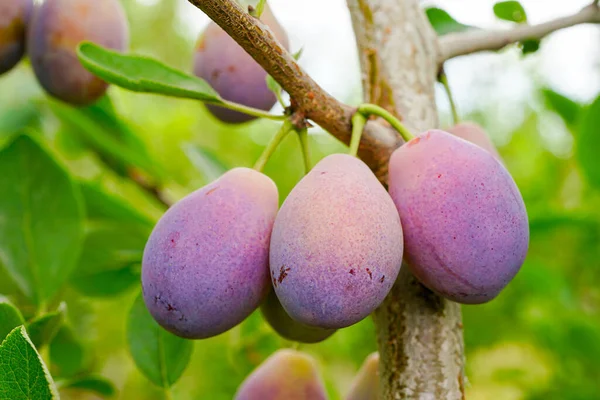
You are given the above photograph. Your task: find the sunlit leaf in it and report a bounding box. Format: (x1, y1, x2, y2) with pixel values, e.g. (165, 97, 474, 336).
(425, 8, 474, 36)
(493, 1, 528, 23)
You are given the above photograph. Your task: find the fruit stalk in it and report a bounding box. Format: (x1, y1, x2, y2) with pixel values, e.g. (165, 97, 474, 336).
(253, 119, 294, 172)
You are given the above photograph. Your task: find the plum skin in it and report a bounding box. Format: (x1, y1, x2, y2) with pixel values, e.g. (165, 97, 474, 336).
(141, 168, 279, 339)
(388, 130, 529, 304)
(0, 0, 33, 74)
(27, 0, 129, 105)
(269, 153, 404, 329)
(193, 6, 289, 123)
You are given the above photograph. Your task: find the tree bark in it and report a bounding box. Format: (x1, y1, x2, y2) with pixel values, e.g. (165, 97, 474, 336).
(347, 1, 465, 398)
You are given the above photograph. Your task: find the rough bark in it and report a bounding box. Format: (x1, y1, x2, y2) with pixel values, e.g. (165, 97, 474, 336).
(347, 1, 465, 399)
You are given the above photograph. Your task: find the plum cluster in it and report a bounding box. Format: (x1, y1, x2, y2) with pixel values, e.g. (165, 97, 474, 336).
(141, 121, 529, 342)
(0, 0, 129, 105)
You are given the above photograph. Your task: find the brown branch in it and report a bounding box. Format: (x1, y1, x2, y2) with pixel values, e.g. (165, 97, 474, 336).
(439, 3, 600, 64)
(187, 0, 402, 182)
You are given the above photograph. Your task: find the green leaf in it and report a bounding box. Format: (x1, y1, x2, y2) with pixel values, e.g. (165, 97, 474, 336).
(0, 102, 40, 140)
(77, 42, 223, 103)
(493, 1, 528, 23)
(79, 181, 155, 227)
(542, 88, 583, 127)
(520, 38, 540, 54)
(183, 144, 229, 182)
(0, 296, 24, 341)
(425, 8, 474, 36)
(0, 135, 85, 306)
(49, 325, 87, 378)
(127, 293, 193, 388)
(48, 99, 164, 181)
(70, 223, 148, 298)
(577, 95, 600, 189)
(59, 375, 116, 397)
(266, 48, 303, 107)
(254, 0, 267, 18)
(27, 302, 67, 349)
(0, 326, 59, 399)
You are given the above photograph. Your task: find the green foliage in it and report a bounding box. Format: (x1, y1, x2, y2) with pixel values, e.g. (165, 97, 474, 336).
(425, 8, 473, 36)
(50, 325, 87, 378)
(0, 326, 59, 399)
(576, 95, 600, 189)
(542, 88, 583, 127)
(59, 375, 116, 397)
(77, 42, 223, 103)
(27, 302, 66, 348)
(493, 1, 528, 23)
(0, 296, 24, 341)
(127, 293, 193, 389)
(0, 135, 84, 306)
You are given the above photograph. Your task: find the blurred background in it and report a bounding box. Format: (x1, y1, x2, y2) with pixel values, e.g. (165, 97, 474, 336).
(0, 0, 599, 399)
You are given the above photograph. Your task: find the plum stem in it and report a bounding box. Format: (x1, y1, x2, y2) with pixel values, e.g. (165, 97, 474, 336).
(439, 70, 460, 125)
(253, 119, 294, 172)
(219, 99, 286, 121)
(357, 104, 415, 142)
(296, 127, 312, 173)
(349, 112, 368, 157)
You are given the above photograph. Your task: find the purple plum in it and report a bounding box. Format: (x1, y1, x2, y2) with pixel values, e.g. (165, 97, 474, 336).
(142, 168, 279, 339)
(269, 154, 404, 329)
(388, 130, 529, 304)
(261, 289, 336, 344)
(346, 352, 379, 400)
(447, 122, 502, 161)
(234, 349, 328, 400)
(0, 0, 32, 75)
(193, 6, 289, 123)
(28, 0, 129, 105)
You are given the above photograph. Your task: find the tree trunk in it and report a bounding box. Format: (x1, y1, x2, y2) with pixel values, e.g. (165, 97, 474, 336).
(346, 1, 466, 398)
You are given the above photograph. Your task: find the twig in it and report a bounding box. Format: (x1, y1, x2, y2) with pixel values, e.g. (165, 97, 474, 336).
(439, 3, 600, 64)
(187, 0, 402, 181)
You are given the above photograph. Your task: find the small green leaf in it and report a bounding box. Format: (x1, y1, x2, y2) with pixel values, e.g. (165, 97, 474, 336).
(493, 1, 528, 23)
(542, 88, 583, 127)
(520, 38, 540, 54)
(577, 95, 600, 189)
(70, 222, 148, 298)
(77, 42, 223, 103)
(79, 181, 155, 227)
(0, 296, 24, 341)
(127, 293, 193, 388)
(0, 326, 59, 399)
(425, 8, 474, 36)
(0, 135, 85, 306)
(50, 325, 87, 378)
(266, 48, 303, 107)
(59, 375, 116, 397)
(254, 0, 267, 18)
(27, 302, 67, 349)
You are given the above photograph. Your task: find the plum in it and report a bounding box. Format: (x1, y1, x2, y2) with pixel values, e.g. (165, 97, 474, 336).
(261, 289, 336, 344)
(193, 5, 289, 123)
(388, 130, 529, 304)
(346, 352, 379, 400)
(269, 154, 403, 329)
(234, 349, 328, 400)
(447, 122, 502, 160)
(142, 168, 279, 339)
(0, 0, 32, 75)
(28, 0, 129, 105)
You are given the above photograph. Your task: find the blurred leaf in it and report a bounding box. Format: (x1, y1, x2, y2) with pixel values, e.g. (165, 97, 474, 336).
(79, 181, 155, 227)
(27, 302, 67, 349)
(0, 326, 59, 399)
(542, 88, 583, 127)
(254, 0, 266, 17)
(70, 223, 148, 298)
(425, 8, 473, 36)
(59, 375, 116, 398)
(77, 42, 223, 103)
(0, 135, 84, 306)
(0, 102, 40, 139)
(127, 293, 193, 388)
(183, 144, 229, 182)
(48, 99, 164, 181)
(50, 325, 87, 378)
(0, 296, 24, 341)
(493, 1, 527, 23)
(520, 38, 540, 54)
(266, 48, 302, 107)
(576, 95, 600, 189)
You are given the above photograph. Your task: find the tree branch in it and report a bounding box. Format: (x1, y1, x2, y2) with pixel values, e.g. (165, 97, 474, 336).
(187, 0, 402, 182)
(439, 3, 600, 64)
